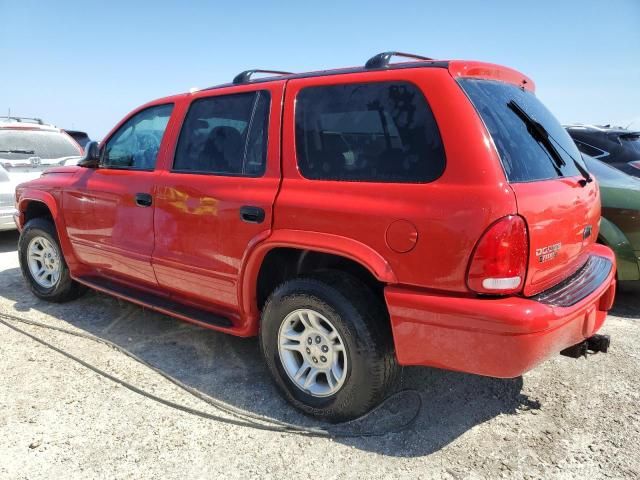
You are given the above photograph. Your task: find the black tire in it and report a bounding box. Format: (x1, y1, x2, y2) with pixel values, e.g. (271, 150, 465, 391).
(18, 218, 86, 303)
(260, 271, 398, 422)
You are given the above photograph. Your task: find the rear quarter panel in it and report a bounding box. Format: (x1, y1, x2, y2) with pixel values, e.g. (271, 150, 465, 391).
(279, 67, 517, 292)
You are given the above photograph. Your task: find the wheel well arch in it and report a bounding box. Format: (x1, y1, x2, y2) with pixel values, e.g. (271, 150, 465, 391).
(23, 200, 54, 224)
(255, 247, 386, 311)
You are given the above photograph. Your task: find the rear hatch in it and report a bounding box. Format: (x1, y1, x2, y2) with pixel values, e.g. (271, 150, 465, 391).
(0, 166, 14, 210)
(0, 128, 82, 181)
(459, 78, 600, 296)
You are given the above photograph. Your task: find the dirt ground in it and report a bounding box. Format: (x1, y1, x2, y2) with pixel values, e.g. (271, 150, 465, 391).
(0, 229, 639, 479)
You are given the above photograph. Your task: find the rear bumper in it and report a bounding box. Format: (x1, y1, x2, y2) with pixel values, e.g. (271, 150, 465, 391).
(0, 208, 17, 231)
(385, 244, 617, 378)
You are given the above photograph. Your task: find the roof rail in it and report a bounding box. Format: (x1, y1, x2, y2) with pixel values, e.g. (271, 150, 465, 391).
(0, 115, 44, 125)
(365, 51, 434, 69)
(232, 69, 293, 85)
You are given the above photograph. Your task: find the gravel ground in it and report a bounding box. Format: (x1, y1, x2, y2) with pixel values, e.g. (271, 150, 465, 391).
(0, 229, 639, 479)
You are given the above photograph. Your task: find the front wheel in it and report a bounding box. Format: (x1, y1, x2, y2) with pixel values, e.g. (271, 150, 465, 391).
(260, 273, 398, 422)
(18, 218, 85, 302)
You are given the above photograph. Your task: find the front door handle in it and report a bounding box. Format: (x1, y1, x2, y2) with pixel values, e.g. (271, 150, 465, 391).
(240, 205, 265, 224)
(135, 192, 153, 207)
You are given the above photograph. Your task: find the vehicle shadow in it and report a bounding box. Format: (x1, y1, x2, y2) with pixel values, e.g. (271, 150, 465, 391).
(0, 230, 18, 253)
(611, 282, 640, 319)
(0, 263, 545, 457)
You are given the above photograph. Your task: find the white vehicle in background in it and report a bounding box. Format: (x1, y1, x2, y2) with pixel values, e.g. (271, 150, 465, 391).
(0, 116, 83, 186)
(0, 116, 83, 231)
(0, 165, 17, 231)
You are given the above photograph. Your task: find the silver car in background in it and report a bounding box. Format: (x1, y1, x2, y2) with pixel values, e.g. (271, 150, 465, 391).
(0, 117, 83, 186)
(0, 165, 16, 231)
(0, 117, 83, 231)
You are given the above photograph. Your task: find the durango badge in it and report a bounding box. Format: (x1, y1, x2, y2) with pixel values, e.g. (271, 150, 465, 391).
(536, 243, 561, 263)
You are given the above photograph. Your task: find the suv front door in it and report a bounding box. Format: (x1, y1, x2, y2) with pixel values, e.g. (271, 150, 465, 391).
(151, 83, 284, 313)
(63, 103, 174, 286)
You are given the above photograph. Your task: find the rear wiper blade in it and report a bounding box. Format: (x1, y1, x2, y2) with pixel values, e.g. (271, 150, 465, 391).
(0, 149, 36, 154)
(507, 100, 592, 186)
(507, 100, 565, 169)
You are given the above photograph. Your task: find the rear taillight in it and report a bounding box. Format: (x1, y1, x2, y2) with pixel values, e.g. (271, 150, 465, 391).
(629, 161, 640, 171)
(467, 215, 529, 295)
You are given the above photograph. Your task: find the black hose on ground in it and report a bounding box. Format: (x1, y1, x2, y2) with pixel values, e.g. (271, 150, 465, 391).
(0, 312, 421, 438)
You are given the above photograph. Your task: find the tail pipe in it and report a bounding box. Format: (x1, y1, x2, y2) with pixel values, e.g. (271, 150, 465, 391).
(560, 334, 610, 359)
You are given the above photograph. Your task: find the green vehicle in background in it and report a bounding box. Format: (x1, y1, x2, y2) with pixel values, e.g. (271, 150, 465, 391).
(584, 155, 640, 282)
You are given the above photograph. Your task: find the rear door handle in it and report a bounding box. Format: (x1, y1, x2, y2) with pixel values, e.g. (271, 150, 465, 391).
(135, 192, 153, 207)
(240, 205, 265, 224)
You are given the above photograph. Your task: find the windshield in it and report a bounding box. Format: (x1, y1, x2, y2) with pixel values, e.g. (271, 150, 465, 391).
(0, 129, 81, 161)
(459, 79, 583, 182)
(0, 165, 9, 182)
(582, 154, 639, 187)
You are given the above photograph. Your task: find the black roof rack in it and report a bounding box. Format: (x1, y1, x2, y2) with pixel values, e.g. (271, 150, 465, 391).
(232, 69, 293, 85)
(203, 59, 449, 92)
(0, 115, 44, 125)
(365, 51, 434, 69)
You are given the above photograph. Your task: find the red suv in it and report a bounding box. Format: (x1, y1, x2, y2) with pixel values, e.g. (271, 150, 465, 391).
(14, 52, 617, 421)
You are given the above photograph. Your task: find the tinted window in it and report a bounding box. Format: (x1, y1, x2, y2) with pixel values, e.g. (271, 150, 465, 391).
(173, 91, 270, 176)
(295, 82, 445, 182)
(573, 139, 607, 158)
(620, 133, 640, 156)
(460, 79, 583, 182)
(66, 131, 90, 148)
(103, 104, 173, 170)
(582, 154, 638, 186)
(0, 130, 81, 160)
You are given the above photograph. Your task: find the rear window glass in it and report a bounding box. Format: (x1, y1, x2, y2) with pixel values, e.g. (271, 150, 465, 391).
(0, 130, 81, 160)
(295, 81, 445, 183)
(459, 79, 583, 182)
(620, 133, 640, 155)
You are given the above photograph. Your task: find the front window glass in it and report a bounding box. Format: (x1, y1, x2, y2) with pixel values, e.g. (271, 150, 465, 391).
(459, 79, 583, 182)
(103, 104, 173, 170)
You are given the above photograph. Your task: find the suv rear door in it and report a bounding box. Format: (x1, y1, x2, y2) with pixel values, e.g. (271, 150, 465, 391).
(459, 78, 600, 295)
(151, 82, 284, 312)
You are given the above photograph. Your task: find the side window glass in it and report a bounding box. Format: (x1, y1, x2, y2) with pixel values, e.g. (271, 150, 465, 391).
(173, 91, 270, 176)
(294, 81, 445, 183)
(103, 104, 173, 170)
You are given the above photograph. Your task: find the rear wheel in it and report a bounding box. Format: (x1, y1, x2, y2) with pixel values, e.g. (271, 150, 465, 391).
(260, 272, 398, 422)
(18, 218, 85, 302)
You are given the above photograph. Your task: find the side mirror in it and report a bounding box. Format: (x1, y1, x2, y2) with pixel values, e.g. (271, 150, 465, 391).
(77, 141, 100, 168)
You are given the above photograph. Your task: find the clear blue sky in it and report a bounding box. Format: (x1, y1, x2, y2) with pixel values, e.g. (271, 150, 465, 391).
(1, 0, 638, 140)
